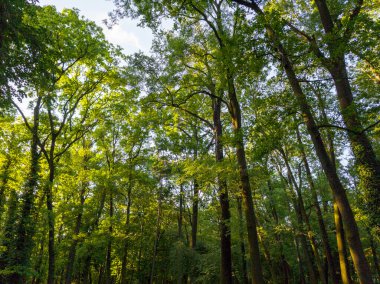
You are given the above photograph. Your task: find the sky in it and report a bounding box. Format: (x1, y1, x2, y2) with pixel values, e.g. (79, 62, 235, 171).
(38, 0, 153, 55)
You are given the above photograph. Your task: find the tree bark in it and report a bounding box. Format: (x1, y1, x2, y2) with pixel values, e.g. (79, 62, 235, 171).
(105, 186, 113, 284)
(213, 97, 233, 284)
(313, 0, 380, 229)
(227, 72, 264, 284)
(296, 127, 339, 284)
(231, 1, 373, 281)
(46, 160, 56, 284)
(236, 196, 249, 284)
(334, 201, 353, 284)
(150, 186, 163, 284)
(0, 156, 11, 217)
(267, 180, 291, 284)
(121, 181, 133, 284)
(178, 184, 184, 239)
(280, 148, 322, 284)
(65, 181, 87, 284)
(10, 97, 41, 284)
(191, 179, 199, 249)
(316, 86, 355, 284)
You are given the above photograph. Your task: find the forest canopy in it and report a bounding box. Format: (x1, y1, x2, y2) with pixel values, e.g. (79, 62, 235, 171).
(0, 0, 379, 283)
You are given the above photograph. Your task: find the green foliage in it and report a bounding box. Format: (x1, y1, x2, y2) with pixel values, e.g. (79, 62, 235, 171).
(0, 0, 379, 283)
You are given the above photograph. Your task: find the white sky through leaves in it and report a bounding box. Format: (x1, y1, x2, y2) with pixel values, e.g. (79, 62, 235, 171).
(38, 0, 153, 55)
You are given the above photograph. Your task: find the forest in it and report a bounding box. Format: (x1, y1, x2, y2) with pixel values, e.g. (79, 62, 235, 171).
(0, 0, 379, 283)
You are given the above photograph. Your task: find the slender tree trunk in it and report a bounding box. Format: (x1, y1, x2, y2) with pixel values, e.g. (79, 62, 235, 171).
(314, 0, 380, 229)
(296, 127, 339, 284)
(267, 180, 290, 284)
(82, 185, 107, 284)
(294, 234, 307, 284)
(65, 183, 87, 284)
(191, 179, 199, 249)
(121, 181, 133, 284)
(105, 187, 113, 284)
(280, 149, 321, 284)
(226, 69, 264, 284)
(46, 160, 56, 284)
(150, 187, 163, 284)
(178, 184, 184, 239)
(213, 97, 233, 284)
(65, 141, 90, 284)
(32, 237, 45, 284)
(191, 128, 199, 251)
(236, 196, 249, 284)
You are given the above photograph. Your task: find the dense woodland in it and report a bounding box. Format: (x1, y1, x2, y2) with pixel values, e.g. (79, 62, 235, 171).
(0, 0, 379, 283)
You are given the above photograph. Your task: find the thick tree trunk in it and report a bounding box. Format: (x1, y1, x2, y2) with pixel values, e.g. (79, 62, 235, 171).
(10, 97, 41, 284)
(334, 201, 353, 284)
(314, 0, 380, 229)
(231, 1, 373, 282)
(316, 86, 355, 284)
(213, 97, 233, 284)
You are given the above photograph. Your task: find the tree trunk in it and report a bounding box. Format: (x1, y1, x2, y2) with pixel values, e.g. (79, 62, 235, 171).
(280, 149, 322, 284)
(65, 183, 87, 284)
(191, 179, 199, 249)
(267, 180, 291, 284)
(0, 156, 11, 217)
(334, 201, 353, 284)
(367, 228, 380, 280)
(105, 187, 113, 284)
(231, 1, 373, 282)
(46, 160, 56, 284)
(150, 187, 163, 284)
(314, 0, 380, 229)
(178, 184, 184, 239)
(121, 181, 133, 284)
(294, 235, 307, 284)
(296, 127, 339, 284)
(10, 97, 42, 284)
(82, 185, 107, 284)
(213, 97, 233, 284)
(236, 196, 249, 284)
(224, 64, 264, 283)
(315, 86, 355, 284)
